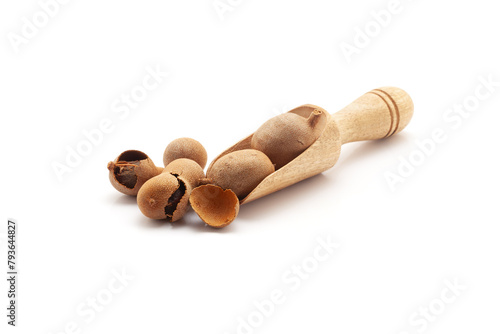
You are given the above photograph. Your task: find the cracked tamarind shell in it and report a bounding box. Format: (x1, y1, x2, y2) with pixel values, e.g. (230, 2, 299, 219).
(190, 185, 239, 228)
(163, 158, 205, 186)
(138, 158, 206, 221)
(107, 150, 163, 196)
(207, 149, 275, 199)
(137, 173, 191, 221)
(251, 109, 325, 170)
(163, 137, 208, 169)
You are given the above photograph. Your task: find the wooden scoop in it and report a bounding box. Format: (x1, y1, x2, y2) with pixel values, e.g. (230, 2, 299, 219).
(207, 87, 414, 204)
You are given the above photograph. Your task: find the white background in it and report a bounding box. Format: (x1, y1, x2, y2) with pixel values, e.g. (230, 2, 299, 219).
(1, 0, 499, 333)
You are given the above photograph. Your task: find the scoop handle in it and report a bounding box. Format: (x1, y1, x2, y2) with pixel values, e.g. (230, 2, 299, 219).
(331, 87, 414, 144)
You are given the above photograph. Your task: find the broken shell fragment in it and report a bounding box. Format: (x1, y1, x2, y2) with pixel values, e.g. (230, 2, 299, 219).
(190, 185, 240, 228)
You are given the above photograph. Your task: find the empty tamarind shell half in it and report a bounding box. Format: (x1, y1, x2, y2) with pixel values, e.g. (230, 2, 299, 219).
(251, 109, 326, 170)
(190, 185, 240, 228)
(207, 149, 275, 200)
(107, 150, 162, 196)
(163, 137, 208, 169)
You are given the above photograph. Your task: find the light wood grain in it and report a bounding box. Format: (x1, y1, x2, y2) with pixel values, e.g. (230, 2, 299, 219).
(207, 87, 414, 204)
(332, 87, 414, 144)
